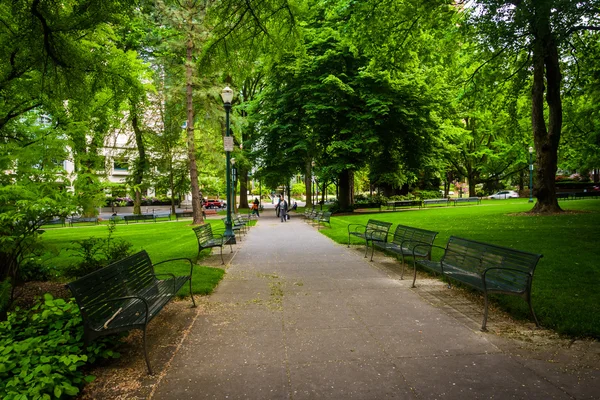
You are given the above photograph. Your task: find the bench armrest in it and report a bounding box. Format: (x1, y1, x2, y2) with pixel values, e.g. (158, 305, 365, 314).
(154, 257, 194, 282)
(347, 223, 367, 234)
(366, 228, 390, 242)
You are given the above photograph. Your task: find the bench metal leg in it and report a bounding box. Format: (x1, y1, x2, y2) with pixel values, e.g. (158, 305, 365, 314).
(527, 291, 541, 328)
(364, 240, 369, 258)
(482, 292, 489, 332)
(142, 326, 153, 375)
(189, 278, 196, 307)
(220, 246, 224, 265)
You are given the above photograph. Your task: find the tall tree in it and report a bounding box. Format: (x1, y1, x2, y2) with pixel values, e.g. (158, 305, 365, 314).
(469, 0, 600, 213)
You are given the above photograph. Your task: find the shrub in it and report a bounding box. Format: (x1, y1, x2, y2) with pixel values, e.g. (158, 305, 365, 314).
(0, 294, 120, 399)
(63, 220, 133, 279)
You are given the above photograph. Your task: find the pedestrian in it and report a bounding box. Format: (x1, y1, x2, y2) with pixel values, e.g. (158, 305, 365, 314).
(279, 195, 288, 222)
(252, 198, 260, 217)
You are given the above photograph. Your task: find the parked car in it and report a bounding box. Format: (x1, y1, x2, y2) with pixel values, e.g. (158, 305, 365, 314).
(204, 199, 224, 209)
(488, 190, 519, 199)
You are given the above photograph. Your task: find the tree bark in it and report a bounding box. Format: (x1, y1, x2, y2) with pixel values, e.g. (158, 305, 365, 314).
(185, 33, 203, 224)
(305, 159, 313, 207)
(131, 104, 146, 216)
(530, 4, 562, 213)
(338, 169, 354, 211)
(239, 169, 249, 208)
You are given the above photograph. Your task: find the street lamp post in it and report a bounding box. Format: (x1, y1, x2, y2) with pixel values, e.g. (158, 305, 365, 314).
(231, 158, 237, 214)
(221, 86, 235, 244)
(528, 146, 534, 203)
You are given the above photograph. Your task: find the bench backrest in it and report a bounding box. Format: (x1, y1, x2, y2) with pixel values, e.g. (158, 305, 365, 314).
(442, 236, 542, 289)
(194, 224, 215, 245)
(320, 212, 332, 222)
(391, 225, 438, 252)
(366, 219, 393, 241)
(67, 251, 156, 325)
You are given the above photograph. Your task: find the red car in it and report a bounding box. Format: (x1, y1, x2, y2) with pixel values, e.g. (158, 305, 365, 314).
(204, 199, 223, 209)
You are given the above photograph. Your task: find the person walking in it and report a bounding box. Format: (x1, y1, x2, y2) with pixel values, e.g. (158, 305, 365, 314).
(252, 198, 260, 217)
(279, 195, 288, 222)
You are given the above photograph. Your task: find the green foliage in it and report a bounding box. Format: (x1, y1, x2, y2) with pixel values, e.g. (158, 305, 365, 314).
(291, 183, 305, 197)
(63, 221, 133, 279)
(0, 294, 120, 399)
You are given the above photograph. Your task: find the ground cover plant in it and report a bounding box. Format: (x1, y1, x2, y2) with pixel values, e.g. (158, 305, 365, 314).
(319, 198, 600, 339)
(39, 220, 226, 296)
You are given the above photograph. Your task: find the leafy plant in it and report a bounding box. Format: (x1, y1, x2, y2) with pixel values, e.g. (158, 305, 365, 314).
(0, 294, 120, 399)
(64, 220, 133, 278)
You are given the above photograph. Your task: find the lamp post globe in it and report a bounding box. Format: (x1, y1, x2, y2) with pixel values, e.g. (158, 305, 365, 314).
(528, 146, 534, 203)
(221, 86, 235, 244)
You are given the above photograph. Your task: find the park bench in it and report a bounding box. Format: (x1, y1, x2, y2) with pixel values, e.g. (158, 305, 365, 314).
(347, 219, 393, 258)
(556, 192, 571, 200)
(66, 250, 196, 375)
(453, 197, 481, 206)
(386, 200, 422, 211)
(309, 210, 323, 225)
(154, 212, 172, 221)
(303, 208, 316, 219)
(423, 198, 450, 207)
(42, 217, 66, 227)
(316, 211, 332, 229)
(203, 209, 218, 217)
(193, 223, 230, 264)
(222, 217, 245, 239)
(574, 192, 599, 199)
(371, 224, 438, 281)
(175, 210, 194, 221)
(69, 216, 99, 227)
(414, 236, 543, 331)
(124, 214, 156, 224)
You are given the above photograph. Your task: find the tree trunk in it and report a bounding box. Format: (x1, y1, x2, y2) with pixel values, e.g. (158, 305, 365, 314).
(185, 34, 203, 224)
(131, 105, 146, 216)
(305, 159, 313, 207)
(239, 169, 249, 208)
(338, 169, 354, 211)
(530, 6, 562, 214)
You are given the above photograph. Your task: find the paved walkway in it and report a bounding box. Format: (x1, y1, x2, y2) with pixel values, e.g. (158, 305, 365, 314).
(150, 210, 598, 399)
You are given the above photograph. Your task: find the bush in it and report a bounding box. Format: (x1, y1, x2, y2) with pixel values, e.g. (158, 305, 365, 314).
(412, 190, 440, 200)
(63, 221, 133, 279)
(0, 294, 120, 399)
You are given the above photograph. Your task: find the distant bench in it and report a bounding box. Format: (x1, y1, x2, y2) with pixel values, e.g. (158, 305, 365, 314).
(573, 192, 599, 199)
(124, 214, 156, 224)
(423, 198, 450, 207)
(453, 197, 481, 206)
(386, 200, 422, 211)
(203, 209, 218, 217)
(414, 236, 542, 331)
(175, 211, 194, 220)
(69, 217, 99, 227)
(556, 192, 570, 200)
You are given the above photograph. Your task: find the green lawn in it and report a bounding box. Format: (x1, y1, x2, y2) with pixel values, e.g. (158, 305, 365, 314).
(40, 219, 226, 296)
(317, 198, 600, 338)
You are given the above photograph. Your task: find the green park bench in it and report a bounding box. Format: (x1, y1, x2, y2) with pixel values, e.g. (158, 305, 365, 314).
(371, 224, 438, 284)
(414, 236, 542, 331)
(66, 250, 195, 375)
(193, 224, 230, 264)
(69, 216, 99, 226)
(347, 219, 393, 258)
(423, 198, 450, 206)
(316, 211, 332, 229)
(453, 197, 481, 206)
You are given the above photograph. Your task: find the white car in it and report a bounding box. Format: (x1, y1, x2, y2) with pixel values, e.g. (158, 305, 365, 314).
(488, 190, 519, 199)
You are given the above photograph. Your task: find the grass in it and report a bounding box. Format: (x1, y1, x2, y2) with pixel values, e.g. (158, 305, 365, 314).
(316, 198, 600, 339)
(40, 219, 226, 296)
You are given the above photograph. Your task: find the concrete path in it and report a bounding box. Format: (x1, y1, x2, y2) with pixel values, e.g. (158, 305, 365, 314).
(150, 210, 598, 399)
